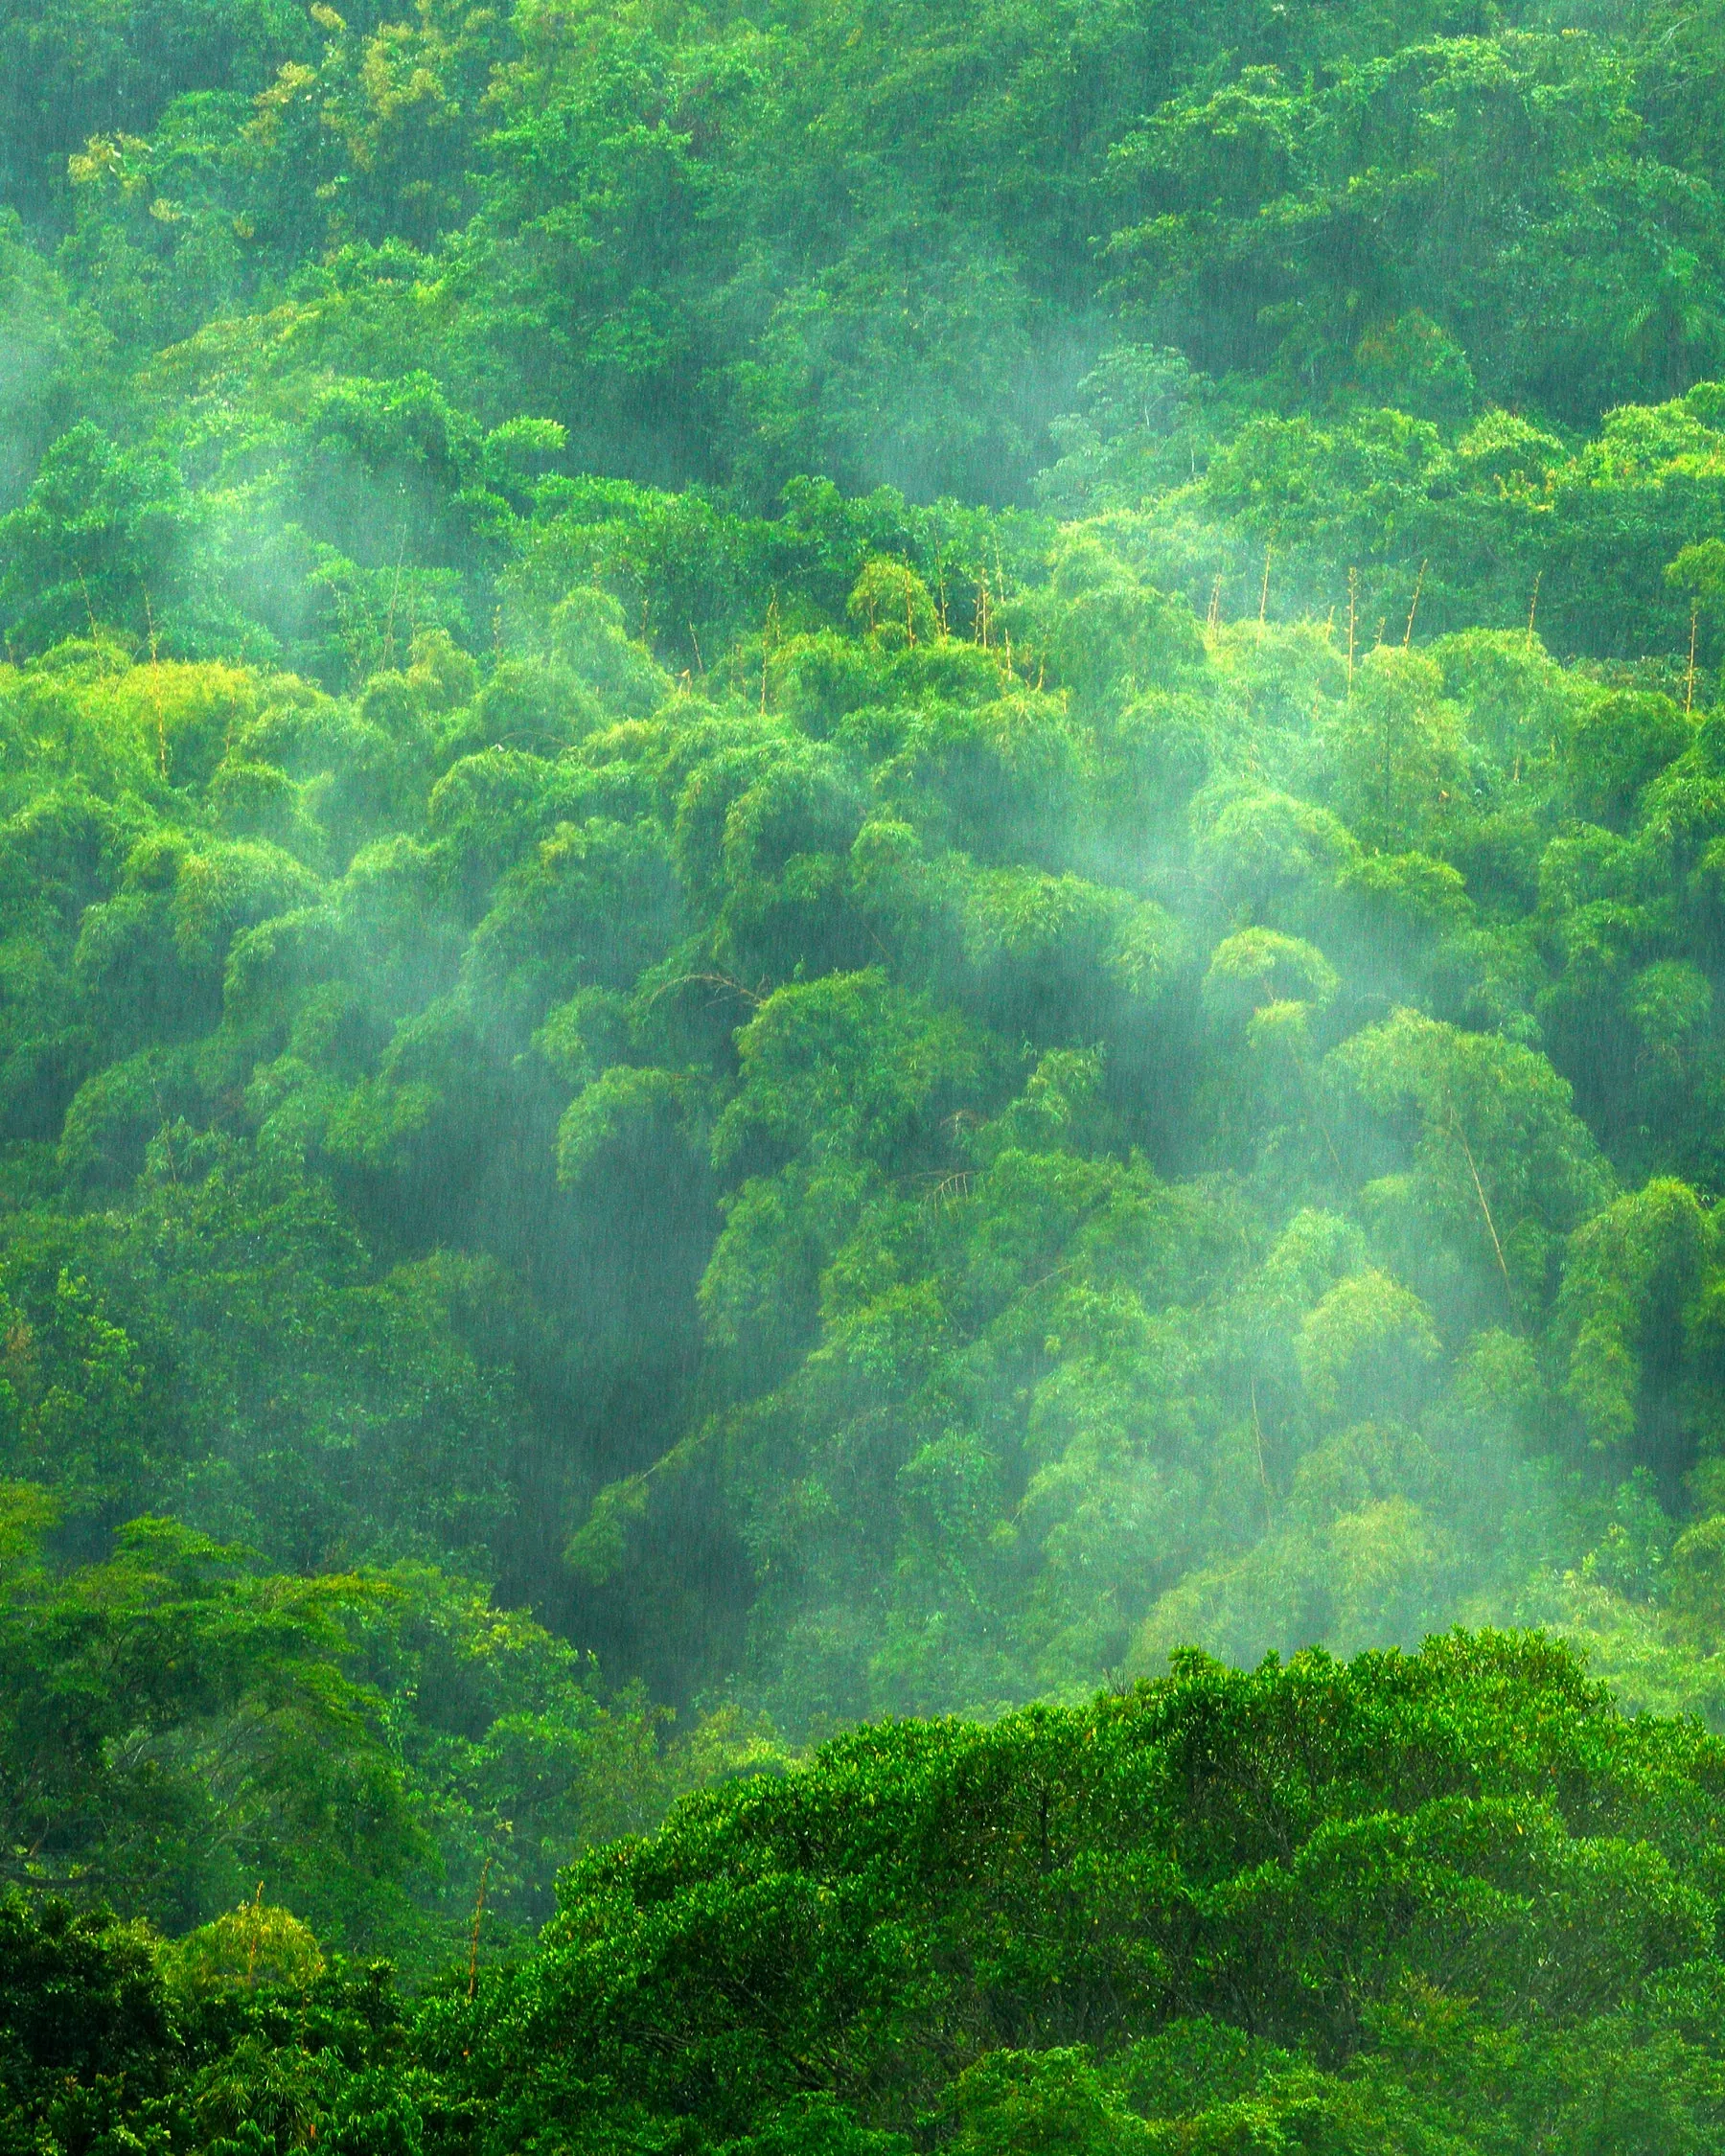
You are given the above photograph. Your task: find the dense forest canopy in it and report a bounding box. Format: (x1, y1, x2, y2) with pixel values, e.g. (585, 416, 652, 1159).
(20, 1635, 1725, 2151)
(12, 0, 1725, 2140)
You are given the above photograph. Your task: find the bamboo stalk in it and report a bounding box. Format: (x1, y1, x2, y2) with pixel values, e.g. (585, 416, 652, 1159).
(1347, 567, 1357, 693)
(1403, 559, 1426, 647)
(246, 1880, 264, 1990)
(1688, 601, 1699, 716)
(1453, 1115, 1517, 1325)
(468, 1855, 493, 2001)
(1250, 1375, 1273, 1517)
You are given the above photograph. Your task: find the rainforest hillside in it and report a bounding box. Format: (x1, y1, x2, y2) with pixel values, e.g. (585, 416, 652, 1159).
(10, 0, 1725, 2112)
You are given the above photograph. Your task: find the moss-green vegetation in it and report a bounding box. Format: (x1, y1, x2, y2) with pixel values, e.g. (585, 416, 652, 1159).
(11, 0, 1725, 2136)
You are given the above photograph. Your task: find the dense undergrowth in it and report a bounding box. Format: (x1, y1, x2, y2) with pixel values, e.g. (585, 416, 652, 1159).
(10, 0, 1725, 2138)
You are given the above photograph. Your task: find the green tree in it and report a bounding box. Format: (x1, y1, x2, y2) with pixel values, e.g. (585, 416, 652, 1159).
(0, 423, 189, 654)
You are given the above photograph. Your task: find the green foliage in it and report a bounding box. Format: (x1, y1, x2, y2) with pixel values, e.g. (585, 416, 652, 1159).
(419, 1638, 1725, 2152)
(6, 1638, 1725, 2154)
(17, 0, 1725, 2128)
(0, 1486, 786, 1964)
(8, 468, 1725, 1751)
(162, 1898, 325, 1998)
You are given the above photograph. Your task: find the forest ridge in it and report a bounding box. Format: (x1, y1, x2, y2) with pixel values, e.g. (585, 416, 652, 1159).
(10, 0, 1725, 2144)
